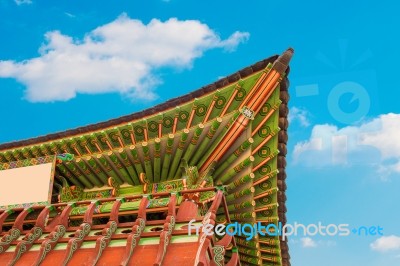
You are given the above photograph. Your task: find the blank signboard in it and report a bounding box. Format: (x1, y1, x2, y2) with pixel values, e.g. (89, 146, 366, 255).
(0, 156, 55, 209)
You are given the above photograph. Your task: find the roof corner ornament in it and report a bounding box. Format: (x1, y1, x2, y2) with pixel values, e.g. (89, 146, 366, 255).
(180, 158, 199, 187)
(182, 161, 216, 203)
(59, 176, 83, 202)
(56, 153, 74, 164)
(272, 47, 294, 74)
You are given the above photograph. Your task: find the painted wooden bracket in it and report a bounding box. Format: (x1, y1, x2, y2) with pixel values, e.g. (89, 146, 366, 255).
(209, 234, 234, 266)
(60, 200, 99, 266)
(91, 198, 125, 265)
(154, 193, 177, 266)
(120, 196, 149, 266)
(194, 190, 223, 266)
(211, 245, 225, 266)
(0, 209, 14, 234)
(8, 206, 54, 266)
(0, 208, 33, 254)
(32, 203, 76, 266)
(216, 233, 233, 248)
(225, 247, 239, 266)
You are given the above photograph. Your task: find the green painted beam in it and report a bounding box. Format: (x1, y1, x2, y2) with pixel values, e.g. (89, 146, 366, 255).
(182, 123, 204, 162)
(226, 187, 254, 203)
(141, 142, 153, 182)
(116, 149, 139, 185)
(84, 156, 109, 185)
(63, 162, 94, 188)
(167, 129, 189, 180)
(160, 134, 174, 182)
(217, 156, 254, 184)
(153, 138, 161, 183)
(213, 137, 254, 178)
(57, 164, 85, 188)
(227, 173, 255, 192)
(190, 117, 223, 166)
(197, 111, 240, 168)
(75, 158, 103, 187)
(107, 151, 131, 184)
(96, 154, 124, 185)
(127, 145, 145, 180)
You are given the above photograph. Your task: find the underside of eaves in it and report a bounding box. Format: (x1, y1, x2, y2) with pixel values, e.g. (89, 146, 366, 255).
(0, 49, 293, 266)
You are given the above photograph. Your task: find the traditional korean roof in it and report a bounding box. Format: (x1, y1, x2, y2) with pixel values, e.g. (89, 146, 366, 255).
(0, 48, 293, 266)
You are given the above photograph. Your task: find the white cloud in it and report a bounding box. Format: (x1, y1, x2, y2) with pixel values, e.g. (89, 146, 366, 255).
(291, 238, 335, 248)
(289, 107, 311, 127)
(14, 0, 32, 5)
(64, 12, 75, 18)
(359, 113, 400, 159)
(0, 15, 249, 102)
(371, 235, 400, 252)
(301, 237, 317, 248)
(293, 113, 400, 178)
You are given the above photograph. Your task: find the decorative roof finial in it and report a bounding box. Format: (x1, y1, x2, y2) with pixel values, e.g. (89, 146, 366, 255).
(272, 47, 294, 74)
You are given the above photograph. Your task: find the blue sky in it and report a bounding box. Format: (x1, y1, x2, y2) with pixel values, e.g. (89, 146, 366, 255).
(1, 0, 400, 265)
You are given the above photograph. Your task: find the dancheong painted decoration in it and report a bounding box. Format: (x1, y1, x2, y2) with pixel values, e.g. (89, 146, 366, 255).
(0, 48, 293, 266)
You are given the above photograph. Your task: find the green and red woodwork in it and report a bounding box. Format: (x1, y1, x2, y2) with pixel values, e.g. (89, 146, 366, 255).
(0, 48, 293, 266)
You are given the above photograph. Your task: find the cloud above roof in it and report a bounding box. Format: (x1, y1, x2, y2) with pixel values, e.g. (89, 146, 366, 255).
(371, 235, 400, 252)
(300, 237, 317, 248)
(14, 0, 32, 5)
(292, 113, 400, 179)
(288, 107, 311, 127)
(0, 14, 249, 102)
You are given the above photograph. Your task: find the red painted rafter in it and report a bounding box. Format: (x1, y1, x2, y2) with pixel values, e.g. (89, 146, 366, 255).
(0, 209, 15, 234)
(154, 193, 177, 266)
(60, 201, 99, 266)
(91, 198, 124, 265)
(120, 196, 149, 266)
(32, 203, 76, 266)
(8, 206, 54, 266)
(0, 208, 32, 254)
